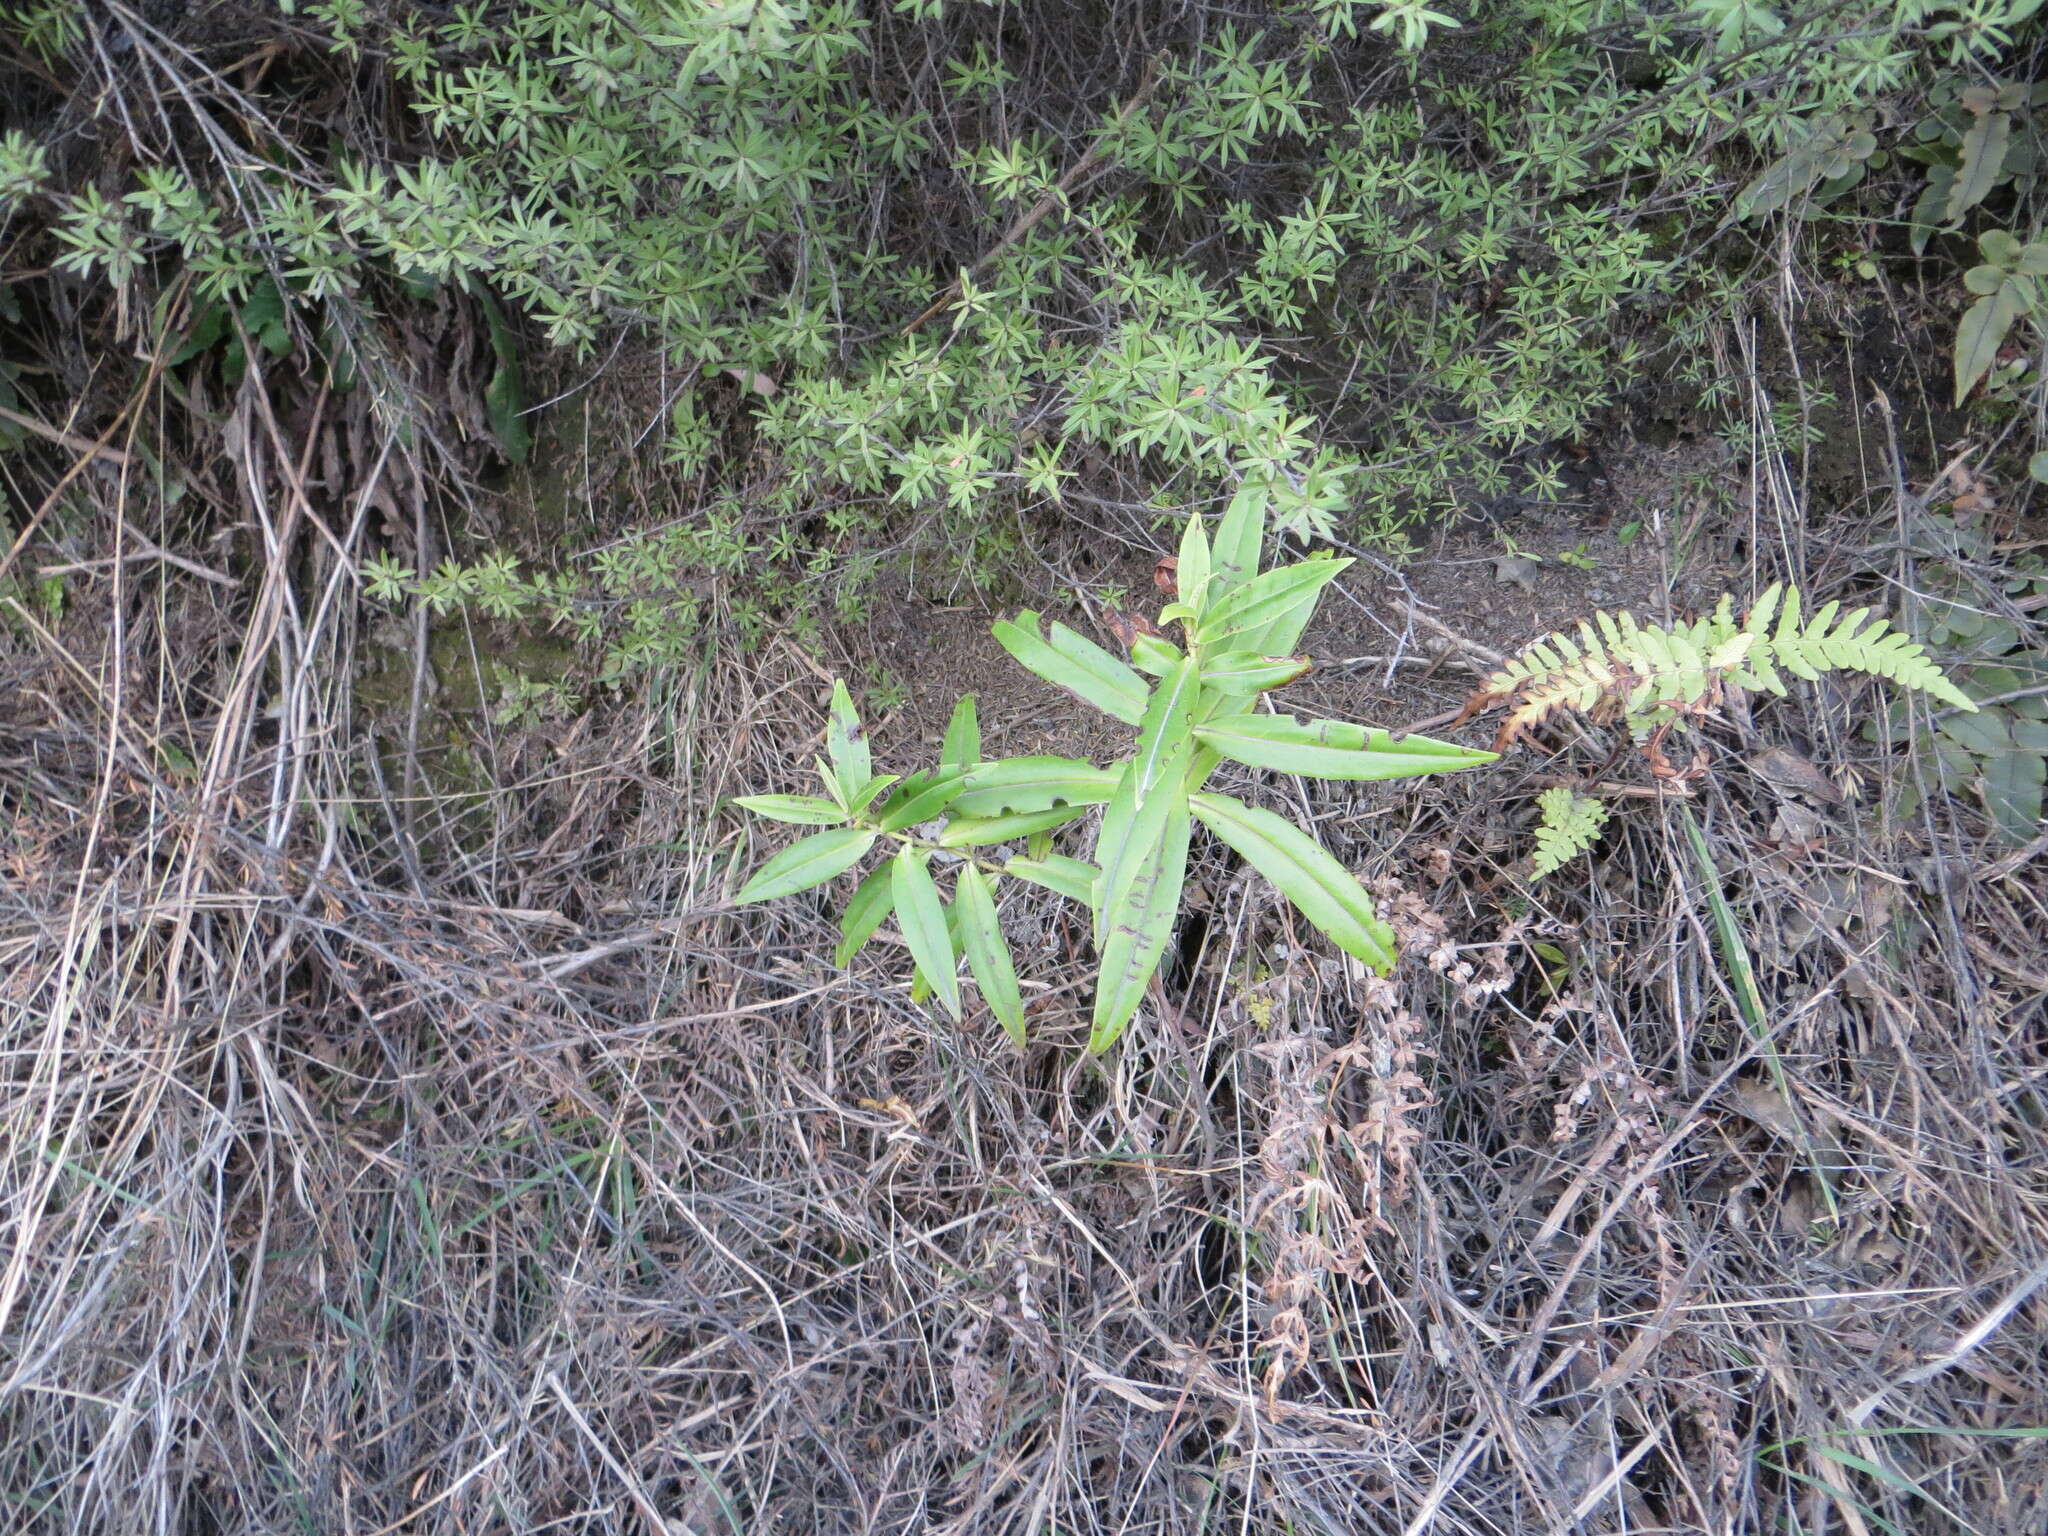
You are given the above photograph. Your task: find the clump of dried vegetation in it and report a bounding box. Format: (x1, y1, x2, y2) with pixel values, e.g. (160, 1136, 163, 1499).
(4, 6, 2047, 1536)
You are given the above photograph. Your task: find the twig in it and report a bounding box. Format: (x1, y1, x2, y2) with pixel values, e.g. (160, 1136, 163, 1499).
(901, 55, 1163, 334)
(542, 1372, 687, 1535)
(0, 404, 132, 467)
(39, 542, 237, 588)
(532, 908, 733, 981)
(1845, 1258, 2048, 1427)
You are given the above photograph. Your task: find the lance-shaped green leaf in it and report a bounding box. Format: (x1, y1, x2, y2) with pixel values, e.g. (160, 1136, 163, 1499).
(1190, 792, 1394, 972)
(940, 693, 980, 771)
(992, 611, 1147, 725)
(1194, 556, 1352, 654)
(732, 794, 846, 826)
(911, 879, 973, 1007)
(825, 680, 870, 805)
(891, 847, 960, 1019)
(1245, 579, 1334, 660)
(1196, 714, 1497, 780)
(1131, 656, 1201, 798)
(835, 864, 895, 967)
(848, 774, 899, 816)
(738, 827, 876, 903)
(953, 756, 1119, 816)
(954, 864, 1026, 1045)
(1211, 481, 1267, 599)
(1090, 792, 1190, 1053)
(1088, 662, 1199, 939)
(1005, 853, 1098, 905)
(1199, 651, 1312, 696)
(1956, 280, 2028, 403)
(876, 769, 968, 831)
(1948, 110, 2011, 223)
(939, 804, 1090, 847)
(1176, 514, 1212, 615)
(1091, 745, 1191, 946)
(1129, 632, 1184, 677)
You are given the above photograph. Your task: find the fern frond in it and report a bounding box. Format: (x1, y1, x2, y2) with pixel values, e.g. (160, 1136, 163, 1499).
(1470, 582, 1977, 749)
(1529, 786, 1610, 880)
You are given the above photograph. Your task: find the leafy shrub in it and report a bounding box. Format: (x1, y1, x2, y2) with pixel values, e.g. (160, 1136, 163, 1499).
(9, 0, 2046, 662)
(732, 488, 1495, 1052)
(734, 550, 1982, 1040)
(1867, 512, 2048, 844)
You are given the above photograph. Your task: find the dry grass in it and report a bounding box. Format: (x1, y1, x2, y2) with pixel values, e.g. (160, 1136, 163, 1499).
(3, 346, 2045, 1536)
(3, 13, 2045, 1536)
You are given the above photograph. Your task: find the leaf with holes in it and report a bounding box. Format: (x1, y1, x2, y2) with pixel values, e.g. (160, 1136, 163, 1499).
(1090, 791, 1190, 1052)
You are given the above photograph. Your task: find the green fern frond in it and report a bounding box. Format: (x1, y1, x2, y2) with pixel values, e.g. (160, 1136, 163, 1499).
(1529, 786, 1610, 880)
(1470, 582, 1977, 749)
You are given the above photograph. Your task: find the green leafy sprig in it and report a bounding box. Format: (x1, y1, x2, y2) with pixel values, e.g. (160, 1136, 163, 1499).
(733, 489, 1496, 1052)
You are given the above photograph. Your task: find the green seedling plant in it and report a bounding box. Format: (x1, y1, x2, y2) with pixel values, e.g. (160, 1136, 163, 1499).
(731, 489, 1497, 1052)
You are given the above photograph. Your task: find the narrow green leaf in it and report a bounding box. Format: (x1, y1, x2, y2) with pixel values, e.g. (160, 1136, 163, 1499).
(1195, 557, 1352, 653)
(848, 774, 899, 816)
(890, 847, 961, 1020)
(1736, 146, 1808, 219)
(1200, 651, 1312, 695)
(876, 769, 967, 832)
(1130, 657, 1200, 799)
(815, 757, 846, 809)
(1129, 632, 1184, 677)
(835, 865, 895, 967)
(737, 828, 877, 904)
(1249, 584, 1335, 659)
(1189, 793, 1395, 971)
(1955, 283, 2025, 402)
(955, 864, 1026, 1045)
(1197, 714, 1497, 780)
(940, 694, 980, 771)
(732, 794, 846, 826)
(1211, 481, 1267, 598)
(1092, 747, 1190, 945)
(1090, 793, 1190, 1053)
(1177, 515, 1212, 615)
(825, 680, 870, 805)
(952, 756, 1119, 816)
(1947, 111, 2011, 222)
(1909, 164, 1955, 256)
(1005, 853, 1099, 904)
(939, 805, 1089, 846)
(992, 611, 1147, 724)
(484, 362, 531, 464)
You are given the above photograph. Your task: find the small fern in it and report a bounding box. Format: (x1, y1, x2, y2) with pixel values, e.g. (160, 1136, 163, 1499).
(1528, 787, 1611, 881)
(1466, 583, 1977, 750)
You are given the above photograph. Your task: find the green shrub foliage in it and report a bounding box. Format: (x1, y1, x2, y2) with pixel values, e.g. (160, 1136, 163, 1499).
(7, 4, 2043, 578)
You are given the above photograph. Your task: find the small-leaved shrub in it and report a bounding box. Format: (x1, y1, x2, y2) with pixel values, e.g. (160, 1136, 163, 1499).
(1868, 512, 2048, 843)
